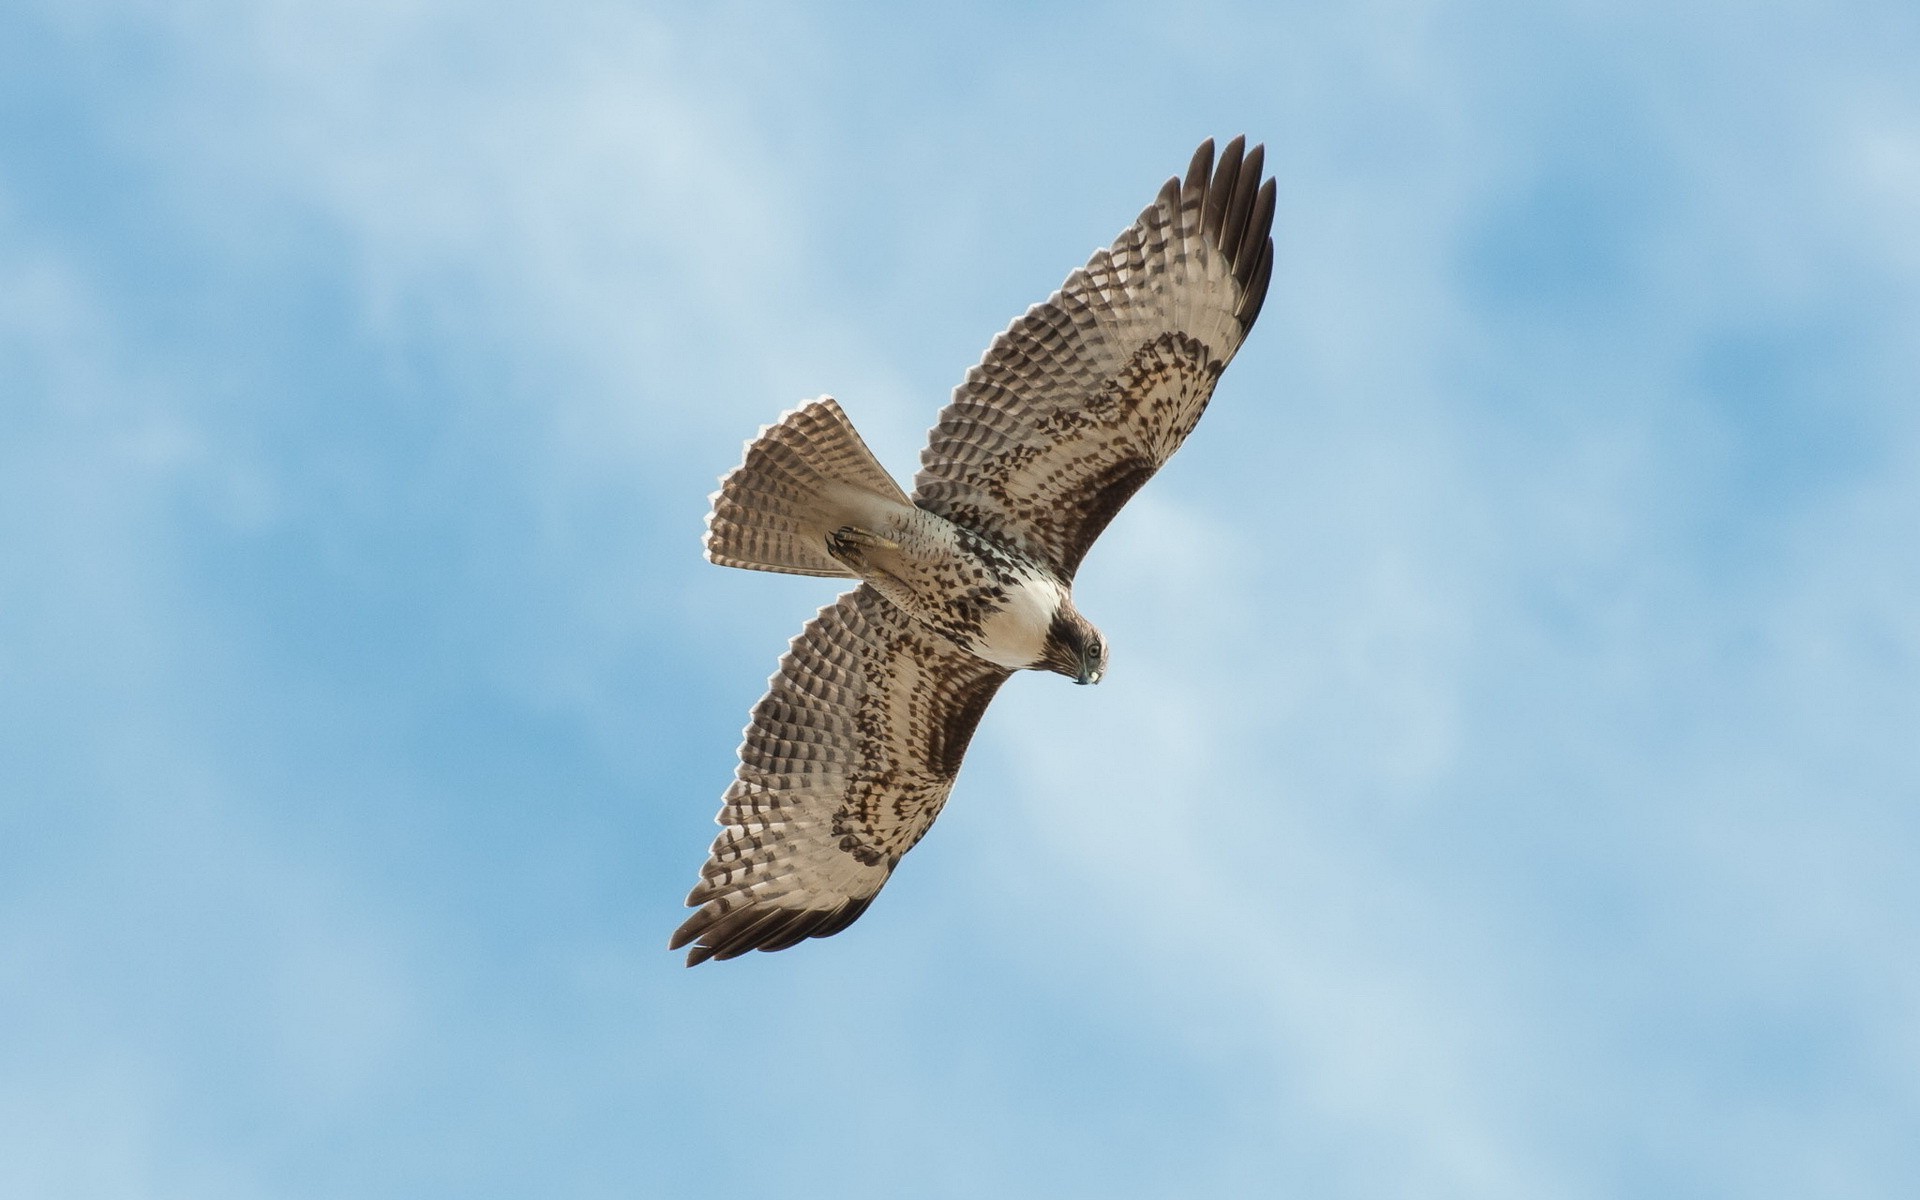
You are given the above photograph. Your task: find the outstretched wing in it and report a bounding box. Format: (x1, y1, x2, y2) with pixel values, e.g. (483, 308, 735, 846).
(672, 585, 1011, 965)
(913, 136, 1276, 580)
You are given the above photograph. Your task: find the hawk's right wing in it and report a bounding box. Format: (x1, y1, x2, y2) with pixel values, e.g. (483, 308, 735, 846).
(913, 137, 1276, 581)
(672, 584, 1011, 965)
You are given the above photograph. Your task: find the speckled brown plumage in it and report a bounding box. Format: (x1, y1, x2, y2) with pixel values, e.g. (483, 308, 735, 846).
(676, 137, 1275, 964)
(916, 137, 1273, 579)
(671, 585, 1009, 965)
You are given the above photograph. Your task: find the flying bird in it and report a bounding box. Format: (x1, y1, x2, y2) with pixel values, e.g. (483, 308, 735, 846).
(672, 137, 1276, 965)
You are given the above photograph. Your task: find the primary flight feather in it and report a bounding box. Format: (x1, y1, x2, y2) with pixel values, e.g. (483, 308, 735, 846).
(673, 137, 1276, 965)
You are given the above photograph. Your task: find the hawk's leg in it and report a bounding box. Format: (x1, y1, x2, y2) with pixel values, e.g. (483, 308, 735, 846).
(827, 526, 936, 622)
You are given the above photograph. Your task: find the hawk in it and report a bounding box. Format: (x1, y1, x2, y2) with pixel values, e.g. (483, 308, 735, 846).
(672, 137, 1276, 965)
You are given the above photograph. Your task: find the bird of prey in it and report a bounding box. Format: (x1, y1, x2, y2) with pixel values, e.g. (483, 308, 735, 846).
(672, 137, 1276, 965)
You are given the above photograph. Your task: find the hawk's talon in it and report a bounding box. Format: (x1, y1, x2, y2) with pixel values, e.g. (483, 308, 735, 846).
(827, 526, 899, 563)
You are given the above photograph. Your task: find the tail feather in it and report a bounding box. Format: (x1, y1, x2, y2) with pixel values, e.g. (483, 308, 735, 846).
(705, 397, 912, 576)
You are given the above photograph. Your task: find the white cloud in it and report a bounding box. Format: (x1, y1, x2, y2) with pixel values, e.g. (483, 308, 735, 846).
(135, 1, 891, 453)
(934, 7, 1920, 1192)
(6, 1, 1918, 1196)
(0, 174, 434, 1200)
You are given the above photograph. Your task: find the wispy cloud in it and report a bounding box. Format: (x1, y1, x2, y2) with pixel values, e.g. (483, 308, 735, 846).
(3, 1, 1916, 1197)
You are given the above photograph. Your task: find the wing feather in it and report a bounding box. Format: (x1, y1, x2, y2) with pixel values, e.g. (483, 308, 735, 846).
(672, 585, 1011, 965)
(913, 136, 1277, 578)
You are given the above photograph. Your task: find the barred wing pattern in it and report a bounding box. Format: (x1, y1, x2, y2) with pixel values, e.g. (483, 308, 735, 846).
(671, 584, 1010, 965)
(914, 136, 1276, 579)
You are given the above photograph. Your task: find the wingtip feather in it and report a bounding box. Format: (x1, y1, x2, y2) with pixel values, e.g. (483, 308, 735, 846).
(1184, 138, 1215, 196)
(1201, 136, 1245, 246)
(670, 886, 882, 966)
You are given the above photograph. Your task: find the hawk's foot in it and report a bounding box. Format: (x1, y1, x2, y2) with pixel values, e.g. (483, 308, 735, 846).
(826, 526, 900, 569)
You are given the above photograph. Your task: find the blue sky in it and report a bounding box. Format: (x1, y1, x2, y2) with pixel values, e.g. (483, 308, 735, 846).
(3, 2, 1917, 1197)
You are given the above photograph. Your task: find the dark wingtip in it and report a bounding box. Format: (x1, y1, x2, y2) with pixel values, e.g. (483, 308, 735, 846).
(1202, 136, 1245, 247)
(670, 894, 879, 966)
(1184, 138, 1215, 197)
(1154, 175, 1181, 218)
(1240, 237, 1274, 330)
(1216, 144, 1261, 263)
(1236, 176, 1278, 292)
(1197, 137, 1274, 335)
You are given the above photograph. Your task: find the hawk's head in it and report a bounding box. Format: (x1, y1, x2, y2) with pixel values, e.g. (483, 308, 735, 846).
(1042, 605, 1108, 686)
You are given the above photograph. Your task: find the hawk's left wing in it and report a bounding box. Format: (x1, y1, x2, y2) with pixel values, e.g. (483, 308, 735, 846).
(913, 136, 1275, 580)
(672, 585, 1011, 965)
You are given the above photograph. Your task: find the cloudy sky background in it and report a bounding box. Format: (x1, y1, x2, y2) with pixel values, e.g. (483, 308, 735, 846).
(4, 2, 1918, 1196)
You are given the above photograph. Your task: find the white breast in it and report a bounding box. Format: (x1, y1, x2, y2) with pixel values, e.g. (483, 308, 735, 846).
(967, 571, 1065, 670)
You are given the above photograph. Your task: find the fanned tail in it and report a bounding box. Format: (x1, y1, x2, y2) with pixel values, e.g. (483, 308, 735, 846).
(705, 397, 913, 576)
